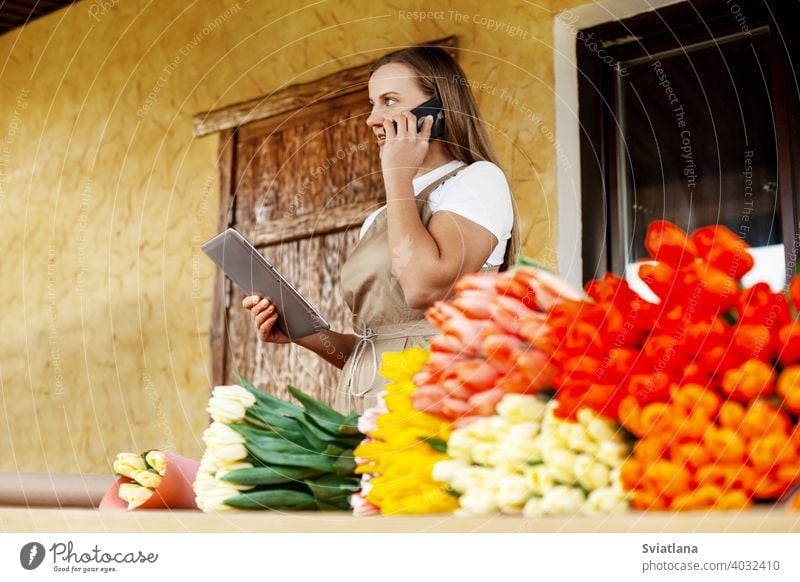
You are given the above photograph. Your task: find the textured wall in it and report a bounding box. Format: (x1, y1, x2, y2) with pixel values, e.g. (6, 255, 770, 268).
(0, 0, 588, 473)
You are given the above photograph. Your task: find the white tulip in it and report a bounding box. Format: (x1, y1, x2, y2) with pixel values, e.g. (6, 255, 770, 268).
(471, 442, 498, 466)
(113, 452, 147, 479)
(193, 470, 247, 512)
(144, 450, 167, 476)
(131, 469, 162, 489)
(573, 454, 610, 490)
(446, 430, 476, 462)
(499, 436, 543, 470)
(432, 459, 470, 484)
(577, 408, 622, 443)
(450, 466, 494, 493)
(207, 385, 256, 424)
(506, 422, 541, 442)
(522, 496, 544, 518)
(497, 394, 547, 424)
(554, 420, 594, 453)
(524, 464, 556, 496)
(202, 422, 248, 463)
(456, 488, 498, 517)
(118, 483, 153, 510)
(494, 474, 534, 512)
(464, 416, 509, 441)
(596, 441, 630, 468)
(540, 485, 586, 515)
(541, 447, 578, 484)
(583, 487, 628, 515)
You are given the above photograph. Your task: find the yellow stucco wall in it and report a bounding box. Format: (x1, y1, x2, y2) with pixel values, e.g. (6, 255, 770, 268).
(0, 0, 589, 473)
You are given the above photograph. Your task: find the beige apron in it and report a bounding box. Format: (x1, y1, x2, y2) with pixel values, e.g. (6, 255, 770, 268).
(333, 162, 522, 414)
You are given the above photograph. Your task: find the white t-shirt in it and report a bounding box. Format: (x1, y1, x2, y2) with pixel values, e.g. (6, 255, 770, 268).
(359, 159, 514, 267)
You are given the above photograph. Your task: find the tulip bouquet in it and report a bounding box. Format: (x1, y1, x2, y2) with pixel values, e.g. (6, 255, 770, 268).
(99, 449, 200, 511)
(194, 378, 363, 512)
(432, 395, 630, 517)
(546, 220, 800, 510)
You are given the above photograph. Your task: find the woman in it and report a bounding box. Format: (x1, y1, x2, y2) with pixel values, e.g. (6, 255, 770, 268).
(242, 46, 521, 414)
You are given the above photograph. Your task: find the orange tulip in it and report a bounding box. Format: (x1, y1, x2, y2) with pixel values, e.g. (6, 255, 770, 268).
(720, 359, 775, 402)
(776, 366, 800, 415)
(645, 459, 692, 498)
(675, 409, 714, 440)
(692, 224, 754, 281)
(789, 274, 800, 314)
(640, 402, 675, 434)
(631, 489, 671, 511)
(634, 436, 668, 463)
(738, 282, 790, 327)
(638, 261, 677, 303)
(714, 489, 753, 510)
(777, 322, 800, 367)
(717, 400, 747, 431)
(703, 426, 746, 464)
(670, 383, 721, 418)
(732, 324, 775, 363)
(645, 220, 698, 269)
(669, 436, 711, 470)
(671, 485, 723, 510)
(740, 400, 791, 439)
(620, 457, 645, 490)
(748, 432, 793, 472)
(618, 395, 645, 437)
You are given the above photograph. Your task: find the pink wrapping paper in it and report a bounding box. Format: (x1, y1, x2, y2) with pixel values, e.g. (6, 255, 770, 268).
(99, 452, 200, 511)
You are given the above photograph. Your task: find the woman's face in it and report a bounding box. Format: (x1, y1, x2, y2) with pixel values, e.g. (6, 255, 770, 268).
(367, 63, 431, 150)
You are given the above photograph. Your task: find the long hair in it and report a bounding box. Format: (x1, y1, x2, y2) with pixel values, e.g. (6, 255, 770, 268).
(369, 46, 521, 271)
(369, 46, 500, 166)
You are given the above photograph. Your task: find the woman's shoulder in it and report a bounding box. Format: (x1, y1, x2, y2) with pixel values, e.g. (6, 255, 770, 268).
(455, 160, 508, 182)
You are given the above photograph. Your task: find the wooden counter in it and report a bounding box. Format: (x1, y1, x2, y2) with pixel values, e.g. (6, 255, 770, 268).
(2, 506, 798, 533)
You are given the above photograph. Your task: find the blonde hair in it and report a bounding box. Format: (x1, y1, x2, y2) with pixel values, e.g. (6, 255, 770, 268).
(370, 46, 500, 166)
(369, 46, 521, 271)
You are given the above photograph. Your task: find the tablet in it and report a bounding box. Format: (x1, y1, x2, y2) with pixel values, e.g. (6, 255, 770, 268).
(201, 228, 330, 340)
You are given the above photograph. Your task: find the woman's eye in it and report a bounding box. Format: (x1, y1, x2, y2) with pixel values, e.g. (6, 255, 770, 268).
(385, 97, 397, 106)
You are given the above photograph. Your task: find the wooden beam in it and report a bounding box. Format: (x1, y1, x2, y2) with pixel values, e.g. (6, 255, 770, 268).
(193, 36, 458, 137)
(252, 200, 377, 247)
(209, 128, 236, 388)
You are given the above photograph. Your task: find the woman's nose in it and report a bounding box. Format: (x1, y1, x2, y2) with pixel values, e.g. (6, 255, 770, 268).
(366, 108, 384, 128)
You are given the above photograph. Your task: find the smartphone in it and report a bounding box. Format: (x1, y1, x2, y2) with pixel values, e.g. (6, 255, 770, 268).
(393, 96, 446, 139)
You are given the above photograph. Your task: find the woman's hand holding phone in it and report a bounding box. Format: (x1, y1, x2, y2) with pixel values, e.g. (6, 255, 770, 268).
(380, 110, 435, 184)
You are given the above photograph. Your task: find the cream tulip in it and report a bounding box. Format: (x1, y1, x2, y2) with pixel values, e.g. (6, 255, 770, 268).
(113, 452, 147, 480)
(118, 483, 153, 510)
(540, 485, 585, 515)
(144, 450, 167, 476)
(573, 454, 611, 490)
(497, 394, 547, 424)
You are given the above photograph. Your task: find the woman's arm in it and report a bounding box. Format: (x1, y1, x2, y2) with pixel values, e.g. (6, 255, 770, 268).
(293, 330, 357, 369)
(384, 178, 496, 309)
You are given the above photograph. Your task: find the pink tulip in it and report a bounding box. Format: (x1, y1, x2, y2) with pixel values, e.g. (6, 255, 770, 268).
(455, 273, 500, 295)
(490, 295, 534, 337)
(451, 290, 496, 320)
(467, 387, 505, 416)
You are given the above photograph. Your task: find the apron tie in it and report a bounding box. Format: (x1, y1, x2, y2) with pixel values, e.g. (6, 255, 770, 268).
(346, 326, 378, 397)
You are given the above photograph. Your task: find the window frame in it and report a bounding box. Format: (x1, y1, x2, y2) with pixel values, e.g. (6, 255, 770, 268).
(577, 0, 800, 283)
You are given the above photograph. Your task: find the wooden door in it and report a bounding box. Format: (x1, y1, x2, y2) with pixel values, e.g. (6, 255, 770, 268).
(217, 91, 382, 404)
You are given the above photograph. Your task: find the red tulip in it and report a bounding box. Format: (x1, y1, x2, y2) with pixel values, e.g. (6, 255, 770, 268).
(645, 220, 698, 269)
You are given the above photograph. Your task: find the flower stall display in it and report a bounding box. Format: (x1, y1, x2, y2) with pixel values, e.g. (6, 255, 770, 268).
(99, 450, 200, 511)
(546, 220, 800, 511)
(193, 379, 363, 512)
